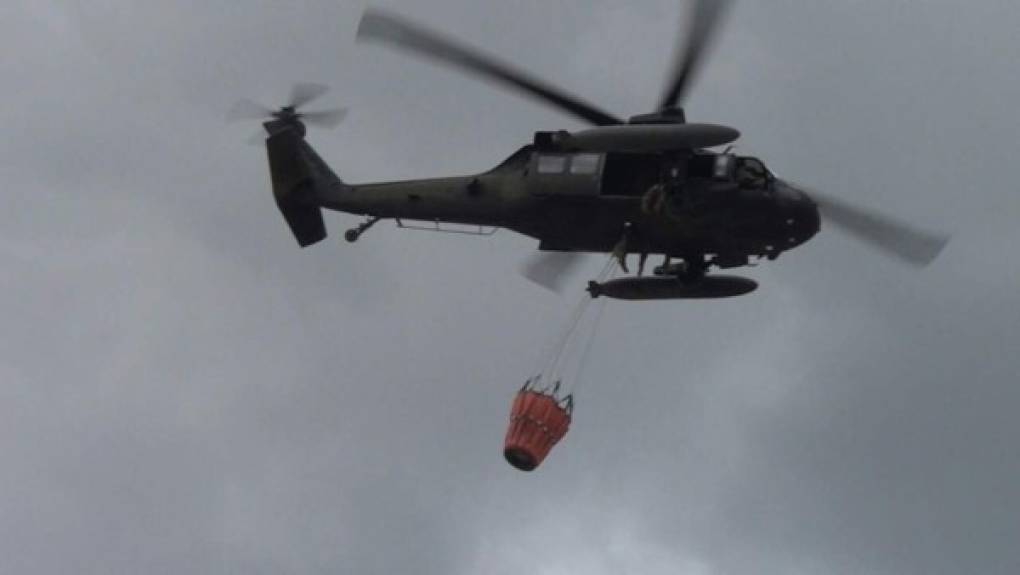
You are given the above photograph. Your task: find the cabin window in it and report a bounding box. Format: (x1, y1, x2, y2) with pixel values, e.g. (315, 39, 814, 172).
(537, 154, 567, 174)
(569, 153, 601, 175)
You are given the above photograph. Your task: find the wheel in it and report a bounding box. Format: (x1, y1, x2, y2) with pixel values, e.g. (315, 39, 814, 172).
(678, 255, 708, 282)
(344, 229, 359, 243)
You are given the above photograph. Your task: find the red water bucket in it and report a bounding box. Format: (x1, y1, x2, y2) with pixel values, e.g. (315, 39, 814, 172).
(503, 381, 573, 471)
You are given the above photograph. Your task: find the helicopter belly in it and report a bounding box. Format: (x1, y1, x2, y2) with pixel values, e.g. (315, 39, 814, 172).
(512, 201, 741, 256)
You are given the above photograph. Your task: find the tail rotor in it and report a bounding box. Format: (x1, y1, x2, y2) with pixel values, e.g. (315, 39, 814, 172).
(227, 82, 348, 141)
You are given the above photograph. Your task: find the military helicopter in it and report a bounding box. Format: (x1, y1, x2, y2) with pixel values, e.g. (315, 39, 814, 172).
(230, 1, 948, 299)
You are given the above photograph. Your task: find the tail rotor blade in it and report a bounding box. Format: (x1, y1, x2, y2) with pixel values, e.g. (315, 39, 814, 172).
(521, 252, 588, 293)
(791, 182, 950, 267)
(288, 83, 330, 109)
(301, 108, 349, 129)
(659, 0, 734, 110)
(229, 84, 347, 142)
(227, 98, 273, 122)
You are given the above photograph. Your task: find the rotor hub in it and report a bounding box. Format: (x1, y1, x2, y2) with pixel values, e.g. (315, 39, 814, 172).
(273, 106, 300, 120)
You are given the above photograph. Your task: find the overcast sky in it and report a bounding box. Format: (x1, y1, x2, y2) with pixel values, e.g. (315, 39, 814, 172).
(2, 1, 1019, 574)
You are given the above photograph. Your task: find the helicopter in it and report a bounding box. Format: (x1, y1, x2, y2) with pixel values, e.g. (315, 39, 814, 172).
(229, 1, 949, 300)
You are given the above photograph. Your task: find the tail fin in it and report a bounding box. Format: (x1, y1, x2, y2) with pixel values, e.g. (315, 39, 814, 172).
(265, 124, 338, 247)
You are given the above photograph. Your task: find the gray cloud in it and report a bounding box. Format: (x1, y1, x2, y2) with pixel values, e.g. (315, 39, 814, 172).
(1, 1, 1018, 574)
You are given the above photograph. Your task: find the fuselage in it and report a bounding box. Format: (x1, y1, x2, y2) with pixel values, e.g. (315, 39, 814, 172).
(318, 146, 820, 264)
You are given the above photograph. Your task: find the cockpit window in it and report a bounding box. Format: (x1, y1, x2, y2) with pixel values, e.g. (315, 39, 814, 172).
(537, 154, 567, 174)
(739, 157, 767, 173)
(736, 157, 771, 188)
(569, 153, 601, 175)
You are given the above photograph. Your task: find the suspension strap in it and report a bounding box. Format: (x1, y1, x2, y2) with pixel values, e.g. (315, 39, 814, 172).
(542, 257, 617, 384)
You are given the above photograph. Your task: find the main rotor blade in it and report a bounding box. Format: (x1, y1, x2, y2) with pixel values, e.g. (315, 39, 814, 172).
(659, 0, 734, 110)
(358, 8, 623, 126)
(521, 252, 588, 293)
(791, 182, 950, 267)
(226, 98, 273, 122)
(301, 108, 349, 129)
(288, 83, 330, 109)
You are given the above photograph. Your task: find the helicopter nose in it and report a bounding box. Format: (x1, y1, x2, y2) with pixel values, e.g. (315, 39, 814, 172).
(775, 180, 821, 245)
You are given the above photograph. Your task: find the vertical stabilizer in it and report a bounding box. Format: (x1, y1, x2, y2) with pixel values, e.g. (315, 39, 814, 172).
(265, 126, 331, 247)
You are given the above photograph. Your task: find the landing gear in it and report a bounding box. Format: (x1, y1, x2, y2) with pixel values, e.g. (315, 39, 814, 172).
(611, 223, 634, 273)
(653, 254, 708, 282)
(344, 216, 381, 243)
